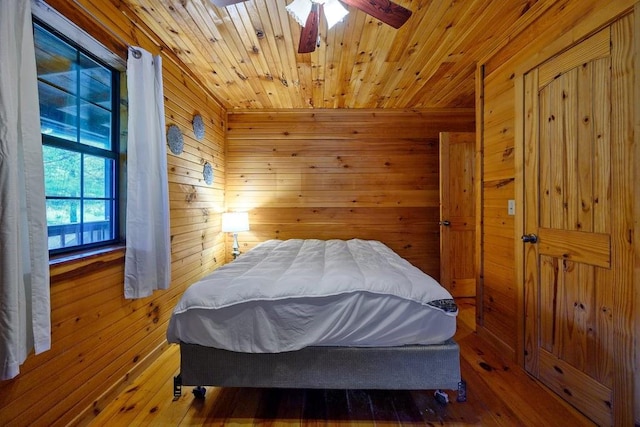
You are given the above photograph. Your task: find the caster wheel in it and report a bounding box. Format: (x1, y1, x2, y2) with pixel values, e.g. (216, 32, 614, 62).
(192, 386, 206, 399)
(434, 389, 449, 405)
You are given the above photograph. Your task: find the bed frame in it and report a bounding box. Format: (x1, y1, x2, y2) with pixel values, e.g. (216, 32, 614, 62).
(173, 338, 465, 402)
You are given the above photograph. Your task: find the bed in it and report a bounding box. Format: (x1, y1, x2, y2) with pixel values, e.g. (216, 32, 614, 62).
(167, 238, 464, 402)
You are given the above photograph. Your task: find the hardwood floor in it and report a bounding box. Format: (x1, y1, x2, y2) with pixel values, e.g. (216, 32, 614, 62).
(87, 298, 594, 426)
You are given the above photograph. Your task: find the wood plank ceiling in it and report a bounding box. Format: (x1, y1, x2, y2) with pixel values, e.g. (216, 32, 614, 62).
(120, 0, 543, 110)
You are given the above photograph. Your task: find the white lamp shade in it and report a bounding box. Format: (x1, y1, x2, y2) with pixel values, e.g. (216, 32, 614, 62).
(222, 212, 250, 233)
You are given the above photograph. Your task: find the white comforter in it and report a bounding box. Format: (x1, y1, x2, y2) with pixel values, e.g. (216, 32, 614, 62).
(167, 239, 457, 352)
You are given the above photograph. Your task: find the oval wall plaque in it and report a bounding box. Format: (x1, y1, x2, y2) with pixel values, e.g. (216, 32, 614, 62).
(203, 162, 214, 185)
(193, 114, 205, 140)
(167, 124, 184, 155)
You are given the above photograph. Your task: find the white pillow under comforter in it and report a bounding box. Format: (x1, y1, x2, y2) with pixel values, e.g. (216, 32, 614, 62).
(166, 239, 457, 352)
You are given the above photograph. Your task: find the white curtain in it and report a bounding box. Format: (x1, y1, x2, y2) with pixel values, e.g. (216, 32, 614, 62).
(124, 47, 171, 299)
(0, 0, 51, 380)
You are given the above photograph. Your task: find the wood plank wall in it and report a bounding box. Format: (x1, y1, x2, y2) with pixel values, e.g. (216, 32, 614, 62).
(0, 1, 226, 426)
(225, 109, 474, 277)
(478, 0, 635, 367)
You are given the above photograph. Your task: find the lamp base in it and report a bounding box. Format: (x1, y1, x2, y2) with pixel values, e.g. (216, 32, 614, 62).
(232, 233, 240, 259)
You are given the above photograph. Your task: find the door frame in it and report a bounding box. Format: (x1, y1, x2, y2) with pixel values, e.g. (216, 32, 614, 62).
(634, 6, 640, 424)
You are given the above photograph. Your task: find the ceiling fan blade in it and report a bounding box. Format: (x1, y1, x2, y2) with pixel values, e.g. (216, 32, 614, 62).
(340, 0, 412, 29)
(298, 3, 320, 53)
(209, 0, 247, 7)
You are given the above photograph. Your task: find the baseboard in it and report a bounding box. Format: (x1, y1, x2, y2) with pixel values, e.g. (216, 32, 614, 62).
(69, 340, 170, 427)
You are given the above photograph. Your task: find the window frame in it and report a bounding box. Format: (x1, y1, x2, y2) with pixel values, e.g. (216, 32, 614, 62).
(33, 17, 126, 256)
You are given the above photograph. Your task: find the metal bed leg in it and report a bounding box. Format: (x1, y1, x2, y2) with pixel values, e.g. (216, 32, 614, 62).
(457, 379, 467, 402)
(173, 374, 182, 399)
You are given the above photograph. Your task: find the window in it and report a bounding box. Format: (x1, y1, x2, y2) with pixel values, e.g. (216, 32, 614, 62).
(34, 22, 122, 254)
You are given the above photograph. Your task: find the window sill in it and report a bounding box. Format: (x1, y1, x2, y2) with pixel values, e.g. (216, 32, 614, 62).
(49, 244, 126, 284)
(49, 244, 126, 266)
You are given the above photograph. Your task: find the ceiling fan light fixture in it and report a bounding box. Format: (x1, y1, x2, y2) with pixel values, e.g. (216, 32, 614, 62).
(323, 0, 348, 29)
(286, 0, 313, 27)
(286, 0, 348, 30)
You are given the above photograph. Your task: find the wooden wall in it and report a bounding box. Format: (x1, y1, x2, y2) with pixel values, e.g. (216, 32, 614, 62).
(0, 1, 226, 426)
(225, 109, 474, 276)
(477, 0, 635, 372)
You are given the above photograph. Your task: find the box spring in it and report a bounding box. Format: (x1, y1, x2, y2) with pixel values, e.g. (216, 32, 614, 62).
(179, 339, 461, 390)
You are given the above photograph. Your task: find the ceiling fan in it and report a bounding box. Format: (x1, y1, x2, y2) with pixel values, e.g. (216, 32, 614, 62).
(210, 0, 412, 54)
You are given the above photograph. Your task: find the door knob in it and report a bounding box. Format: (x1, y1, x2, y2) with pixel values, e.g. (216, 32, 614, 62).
(440, 220, 451, 226)
(521, 233, 538, 243)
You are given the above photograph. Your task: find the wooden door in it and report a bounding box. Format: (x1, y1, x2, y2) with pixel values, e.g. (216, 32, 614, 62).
(439, 132, 476, 297)
(523, 19, 634, 427)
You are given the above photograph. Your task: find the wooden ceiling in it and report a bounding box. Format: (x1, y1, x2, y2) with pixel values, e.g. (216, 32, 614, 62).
(120, 0, 541, 110)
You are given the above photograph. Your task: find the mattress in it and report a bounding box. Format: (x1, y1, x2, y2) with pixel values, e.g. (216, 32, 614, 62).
(167, 239, 457, 352)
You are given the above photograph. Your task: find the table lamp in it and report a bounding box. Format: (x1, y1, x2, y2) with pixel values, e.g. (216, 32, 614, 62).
(221, 212, 250, 259)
